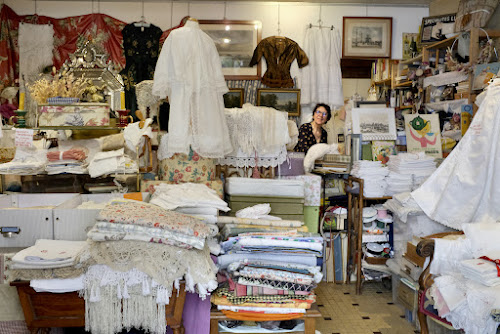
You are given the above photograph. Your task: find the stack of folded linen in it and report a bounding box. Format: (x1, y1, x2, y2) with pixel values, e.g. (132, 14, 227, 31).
(350, 161, 389, 198)
(45, 148, 88, 174)
(386, 152, 436, 193)
(84, 199, 218, 334)
(87, 148, 139, 178)
(0, 146, 47, 175)
(7, 239, 88, 282)
(460, 258, 500, 286)
(150, 182, 230, 232)
(214, 215, 322, 322)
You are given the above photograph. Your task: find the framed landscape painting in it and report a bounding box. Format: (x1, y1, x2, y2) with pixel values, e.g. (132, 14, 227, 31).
(256, 88, 300, 116)
(342, 17, 392, 59)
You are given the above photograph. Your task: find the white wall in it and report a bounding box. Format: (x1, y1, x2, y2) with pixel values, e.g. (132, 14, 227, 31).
(5, 1, 428, 99)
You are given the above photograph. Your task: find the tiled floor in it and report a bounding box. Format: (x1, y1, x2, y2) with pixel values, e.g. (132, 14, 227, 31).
(315, 281, 417, 334)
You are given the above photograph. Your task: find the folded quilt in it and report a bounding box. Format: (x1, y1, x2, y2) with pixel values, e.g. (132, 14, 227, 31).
(217, 253, 318, 269)
(91, 221, 205, 249)
(97, 200, 211, 239)
(218, 216, 303, 227)
(87, 227, 195, 249)
(228, 260, 322, 282)
(217, 305, 306, 314)
(214, 287, 315, 305)
(231, 283, 311, 297)
(234, 267, 314, 285)
(222, 236, 323, 253)
(221, 224, 308, 239)
(150, 183, 230, 212)
(12, 239, 87, 268)
(238, 277, 316, 292)
(211, 294, 312, 309)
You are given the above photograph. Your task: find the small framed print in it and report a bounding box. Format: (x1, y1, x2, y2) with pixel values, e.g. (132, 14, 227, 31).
(223, 88, 244, 108)
(256, 88, 301, 117)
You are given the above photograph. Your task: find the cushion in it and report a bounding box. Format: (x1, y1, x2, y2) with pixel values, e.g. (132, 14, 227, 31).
(159, 147, 216, 182)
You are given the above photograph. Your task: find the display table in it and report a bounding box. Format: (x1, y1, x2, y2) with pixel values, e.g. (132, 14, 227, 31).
(10, 281, 186, 334)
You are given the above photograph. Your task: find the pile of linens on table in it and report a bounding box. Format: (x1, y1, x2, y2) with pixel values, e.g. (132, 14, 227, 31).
(7, 198, 219, 334)
(213, 214, 323, 331)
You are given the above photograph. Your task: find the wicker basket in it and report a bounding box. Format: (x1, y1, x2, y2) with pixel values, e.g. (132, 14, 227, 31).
(365, 256, 389, 265)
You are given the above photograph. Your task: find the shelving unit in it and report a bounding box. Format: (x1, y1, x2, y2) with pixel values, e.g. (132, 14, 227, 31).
(346, 176, 392, 295)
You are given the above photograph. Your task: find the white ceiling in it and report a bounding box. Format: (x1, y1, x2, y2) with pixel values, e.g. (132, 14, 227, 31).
(36, 0, 432, 5)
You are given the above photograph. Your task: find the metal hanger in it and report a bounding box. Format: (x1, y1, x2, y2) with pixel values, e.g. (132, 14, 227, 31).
(308, 5, 333, 30)
(134, 1, 150, 30)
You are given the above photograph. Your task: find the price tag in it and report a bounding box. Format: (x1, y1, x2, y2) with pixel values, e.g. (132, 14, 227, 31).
(15, 128, 34, 147)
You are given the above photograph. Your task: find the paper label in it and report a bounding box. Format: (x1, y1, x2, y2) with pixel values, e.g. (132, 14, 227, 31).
(15, 128, 34, 147)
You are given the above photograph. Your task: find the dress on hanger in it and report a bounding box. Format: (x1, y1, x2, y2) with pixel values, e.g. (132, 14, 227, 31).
(120, 23, 163, 113)
(152, 19, 233, 159)
(249, 36, 309, 88)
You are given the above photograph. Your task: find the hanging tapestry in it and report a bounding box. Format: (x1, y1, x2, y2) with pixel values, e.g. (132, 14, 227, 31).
(0, 4, 126, 88)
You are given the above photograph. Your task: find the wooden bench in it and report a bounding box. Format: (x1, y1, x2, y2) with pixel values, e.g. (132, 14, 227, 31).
(210, 304, 321, 334)
(10, 281, 186, 334)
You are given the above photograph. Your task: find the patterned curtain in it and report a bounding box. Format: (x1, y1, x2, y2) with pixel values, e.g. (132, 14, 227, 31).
(0, 4, 126, 88)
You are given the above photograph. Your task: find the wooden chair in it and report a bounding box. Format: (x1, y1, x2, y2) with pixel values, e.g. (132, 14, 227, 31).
(416, 232, 463, 334)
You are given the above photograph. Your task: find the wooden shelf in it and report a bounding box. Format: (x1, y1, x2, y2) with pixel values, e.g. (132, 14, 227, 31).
(373, 78, 391, 86)
(394, 81, 413, 88)
(401, 54, 423, 66)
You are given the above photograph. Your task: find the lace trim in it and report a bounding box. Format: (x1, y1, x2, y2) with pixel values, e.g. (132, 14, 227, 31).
(218, 145, 288, 168)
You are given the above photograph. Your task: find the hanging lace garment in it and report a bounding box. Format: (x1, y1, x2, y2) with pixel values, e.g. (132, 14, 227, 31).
(300, 27, 343, 108)
(412, 84, 500, 229)
(218, 104, 290, 168)
(152, 19, 233, 158)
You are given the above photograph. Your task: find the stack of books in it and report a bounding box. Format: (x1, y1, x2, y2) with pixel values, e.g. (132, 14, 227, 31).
(455, 80, 470, 98)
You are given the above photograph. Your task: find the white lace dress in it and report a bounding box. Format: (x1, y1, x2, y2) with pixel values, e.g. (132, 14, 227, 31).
(152, 20, 233, 158)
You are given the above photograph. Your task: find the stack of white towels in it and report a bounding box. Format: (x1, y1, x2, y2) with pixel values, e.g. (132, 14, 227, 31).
(461, 258, 500, 286)
(9, 239, 86, 292)
(385, 153, 436, 195)
(350, 161, 389, 198)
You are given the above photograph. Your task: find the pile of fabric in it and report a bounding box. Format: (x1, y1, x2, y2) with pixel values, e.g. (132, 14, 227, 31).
(45, 148, 88, 174)
(350, 160, 389, 198)
(84, 199, 218, 334)
(213, 215, 322, 327)
(385, 152, 436, 195)
(0, 146, 47, 175)
(87, 148, 139, 178)
(6, 239, 88, 287)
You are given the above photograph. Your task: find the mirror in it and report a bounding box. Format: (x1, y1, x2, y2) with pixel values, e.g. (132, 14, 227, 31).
(61, 40, 123, 111)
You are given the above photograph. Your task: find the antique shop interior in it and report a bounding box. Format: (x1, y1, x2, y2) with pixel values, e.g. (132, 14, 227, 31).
(1, 0, 500, 333)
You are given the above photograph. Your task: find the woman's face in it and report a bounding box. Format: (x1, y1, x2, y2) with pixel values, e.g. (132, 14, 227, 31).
(313, 106, 328, 125)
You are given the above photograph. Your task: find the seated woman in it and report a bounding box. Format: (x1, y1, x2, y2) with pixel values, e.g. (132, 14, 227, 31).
(294, 103, 332, 153)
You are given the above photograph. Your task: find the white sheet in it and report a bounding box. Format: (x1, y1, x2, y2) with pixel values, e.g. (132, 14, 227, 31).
(30, 275, 84, 293)
(226, 177, 305, 198)
(412, 85, 500, 228)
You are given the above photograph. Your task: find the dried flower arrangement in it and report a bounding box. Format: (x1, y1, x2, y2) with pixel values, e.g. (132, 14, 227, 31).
(28, 67, 92, 104)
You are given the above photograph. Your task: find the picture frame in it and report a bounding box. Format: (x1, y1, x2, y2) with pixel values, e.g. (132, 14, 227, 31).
(351, 107, 397, 141)
(223, 88, 244, 108)
(342, 17, 392, 59)
(472, 62, 500, 90)
(419, 14, 456, 46)
(256, 88, 301, 117)
(198, 20, 262, 80)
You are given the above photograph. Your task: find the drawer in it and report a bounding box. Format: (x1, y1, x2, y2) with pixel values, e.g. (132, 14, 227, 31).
(397, 280, 417, 311)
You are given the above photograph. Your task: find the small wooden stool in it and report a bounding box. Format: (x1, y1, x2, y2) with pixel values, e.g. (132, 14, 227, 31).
(210, 304, 321, 334)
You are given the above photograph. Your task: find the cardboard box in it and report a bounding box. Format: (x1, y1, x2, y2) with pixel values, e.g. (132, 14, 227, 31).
(404, 241, 425, 267)
(38, 103, 110, 127)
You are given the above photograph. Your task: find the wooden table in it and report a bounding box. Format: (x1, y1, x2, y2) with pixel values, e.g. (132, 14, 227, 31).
(10, 281, 186, 334)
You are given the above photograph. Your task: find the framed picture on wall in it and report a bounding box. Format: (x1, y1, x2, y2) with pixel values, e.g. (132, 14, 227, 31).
(223, 88, 244, 108)
(351, 107, 397, 141)
(342, 17, 392, 59)
(199, 20, 262, 80)
(256, 88, 301, 116)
